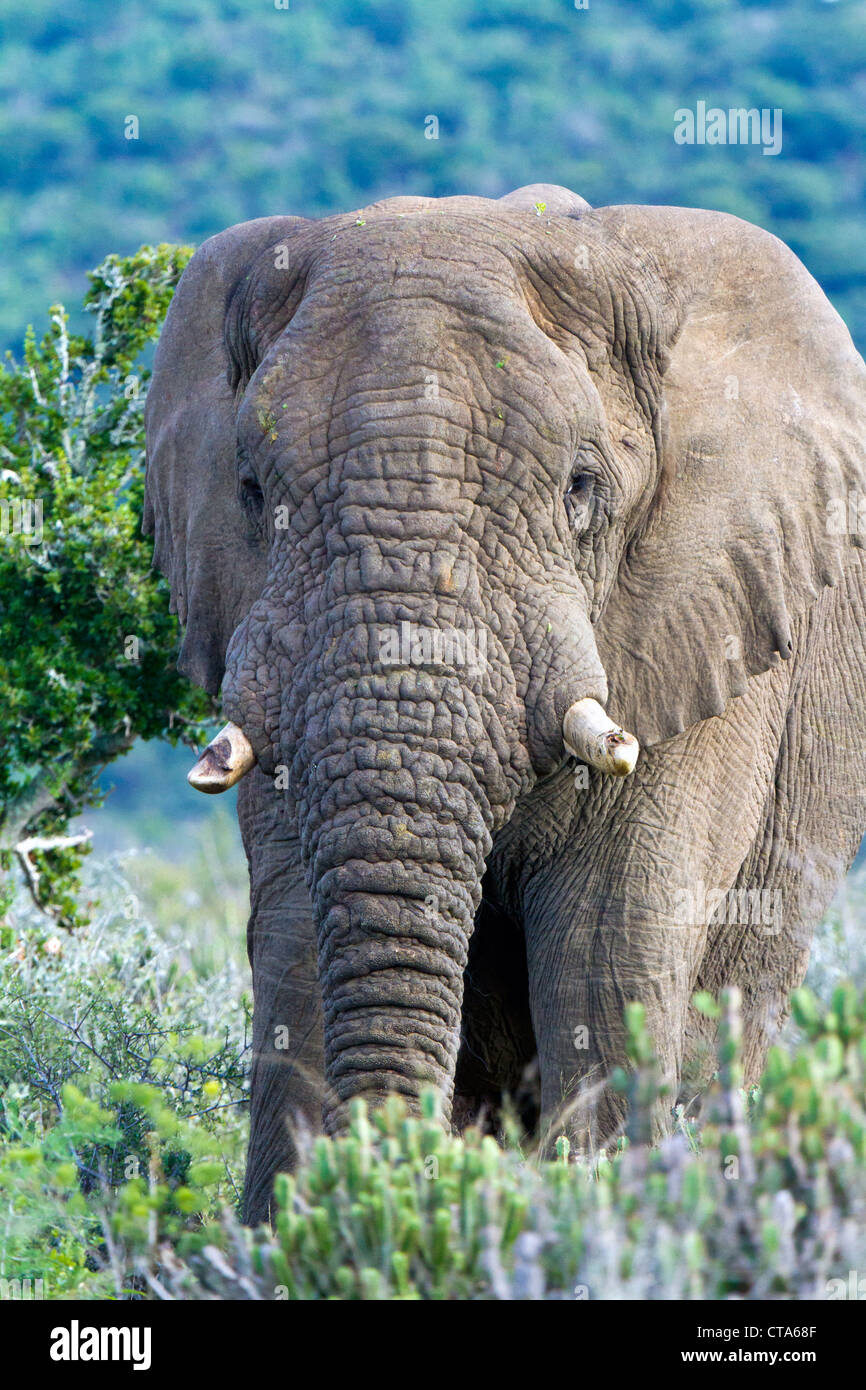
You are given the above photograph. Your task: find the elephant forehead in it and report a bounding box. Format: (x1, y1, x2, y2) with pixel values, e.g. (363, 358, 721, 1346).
(249, 276, 586, 446)
(307, 214, 558, 319)
(243, 210, 572, 343)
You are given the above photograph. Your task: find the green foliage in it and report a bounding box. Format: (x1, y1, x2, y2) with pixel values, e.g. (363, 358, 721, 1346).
(4, 875, 866, 1302)
(0, 244, 214, 923)
(0, 865, 249, 1298)
(168, 985, 866, 1301)
(1, 1, 865, 352)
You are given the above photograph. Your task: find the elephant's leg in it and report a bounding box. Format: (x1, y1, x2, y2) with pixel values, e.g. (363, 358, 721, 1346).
(453, 886, 538, 1134)
(520, 670, 793, 1152)
(522, 859, 704, 1151)
(237, 770, 325, 1225)
(690, 555, 866, 1087)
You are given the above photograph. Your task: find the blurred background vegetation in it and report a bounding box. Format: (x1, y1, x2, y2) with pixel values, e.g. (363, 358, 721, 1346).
(2, 0, 866, 354)
(77, 744, 248, 976)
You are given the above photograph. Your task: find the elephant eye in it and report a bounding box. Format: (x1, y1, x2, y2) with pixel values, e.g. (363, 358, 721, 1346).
(240, 476, 265, 516)
(237, 443, 265, 527)
(566, 470, 594, 497)
(564, 470, 595, 529)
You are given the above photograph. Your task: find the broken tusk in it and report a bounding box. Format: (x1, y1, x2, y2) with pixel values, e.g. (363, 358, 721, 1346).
(187, 721, 256, 793)
(562, 698, 639, 777)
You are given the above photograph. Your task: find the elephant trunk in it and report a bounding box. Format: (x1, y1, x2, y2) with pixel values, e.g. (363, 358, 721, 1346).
(295, 670, 498, 1130)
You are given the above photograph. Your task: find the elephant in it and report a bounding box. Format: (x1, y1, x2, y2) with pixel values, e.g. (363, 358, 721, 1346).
(144, 183, 866, 1224)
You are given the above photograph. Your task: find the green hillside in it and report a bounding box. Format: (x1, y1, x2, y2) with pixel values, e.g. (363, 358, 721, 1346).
(2, 0, 865, 349)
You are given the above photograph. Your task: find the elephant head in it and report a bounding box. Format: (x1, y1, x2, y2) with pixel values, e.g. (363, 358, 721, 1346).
(144, 184, 866, 1142)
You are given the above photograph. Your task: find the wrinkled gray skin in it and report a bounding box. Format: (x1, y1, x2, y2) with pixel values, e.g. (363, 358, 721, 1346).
(144, 184, 866, 1224)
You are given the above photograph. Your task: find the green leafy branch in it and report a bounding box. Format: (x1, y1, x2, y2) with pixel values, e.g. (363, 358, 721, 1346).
(0, 244, 214, 925)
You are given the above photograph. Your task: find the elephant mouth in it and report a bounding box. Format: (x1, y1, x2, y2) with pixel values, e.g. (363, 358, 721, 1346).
(186, 699, 639, 794)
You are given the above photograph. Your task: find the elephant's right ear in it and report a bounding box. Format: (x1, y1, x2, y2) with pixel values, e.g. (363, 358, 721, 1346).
(588, 205, 866, 748)
(144, 216, 308, 694)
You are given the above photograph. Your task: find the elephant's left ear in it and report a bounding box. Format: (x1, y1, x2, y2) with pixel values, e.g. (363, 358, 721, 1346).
(144, 215, 309, 694)
(590, 204, 866, 748)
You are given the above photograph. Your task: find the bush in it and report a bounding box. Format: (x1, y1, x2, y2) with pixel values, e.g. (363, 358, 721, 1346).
(156, 987, 866, 1301)
(0, 243, 213, 927)
(0, 862, 249, 1298)
(4, 877, 866, 1302)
